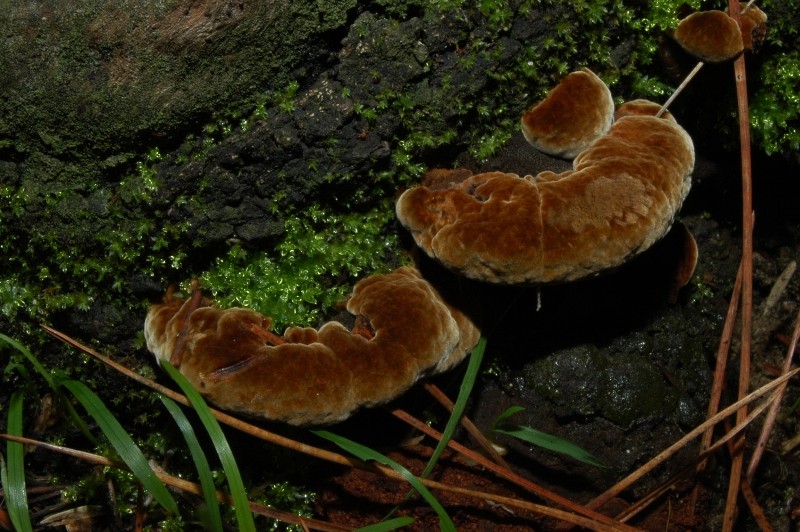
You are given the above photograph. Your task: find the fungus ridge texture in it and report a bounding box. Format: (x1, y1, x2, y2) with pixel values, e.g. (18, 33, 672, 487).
(144, 267, 480, 425)
(396, 105, 695, 284)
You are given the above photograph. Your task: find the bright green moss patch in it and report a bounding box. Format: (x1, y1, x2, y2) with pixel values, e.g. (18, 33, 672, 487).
(202, 201, 399, 330)
(752, 52, 800, 155)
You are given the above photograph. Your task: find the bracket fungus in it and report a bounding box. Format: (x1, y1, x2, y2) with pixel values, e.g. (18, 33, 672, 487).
(672, 10, 744, 63)
(144, 70, 697, 425)
(520, 68, 614, 159)
(396, 71, 695, 284)
(145, 267, 480, 426)
(614, 99, 673, 121)
(671, 5, 768, 64)
(738, 4, 768, 52)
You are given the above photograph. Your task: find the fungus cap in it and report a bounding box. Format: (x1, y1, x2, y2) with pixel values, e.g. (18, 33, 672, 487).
(520, 68, 614, 159)
(397, 97, 695, 284)
(614, 99, 673, 122)
(673, 10, 744, 63)
(738, 5, 768, 51)
(144, 267, 480, 426)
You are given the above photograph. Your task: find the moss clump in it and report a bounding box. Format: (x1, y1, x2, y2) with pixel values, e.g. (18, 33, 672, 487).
(751, 51, 800, 155)
(0, 1, 362, 336)
(748, 0, 800, 156)
(0, 0, 719, 340)
(202, 201, 399, 330)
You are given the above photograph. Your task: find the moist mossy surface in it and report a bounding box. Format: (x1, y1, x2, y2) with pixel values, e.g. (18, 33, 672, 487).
(1, 0, 719, 339)
(3, 1, 800, 528)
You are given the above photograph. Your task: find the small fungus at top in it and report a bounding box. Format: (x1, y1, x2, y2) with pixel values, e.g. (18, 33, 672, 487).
(672, 10, 744, 63)
(670, 6, 768, 63)
(520, 68, 614, 159)
(738, 4, 768, 52)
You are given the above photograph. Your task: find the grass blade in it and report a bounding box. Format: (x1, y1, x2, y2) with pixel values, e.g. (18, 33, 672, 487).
(59, 379, 179, 514)
(0, 333, 96, 444)
(160, 361, 256, 532)
(2, 391, 33, 532)
(0, 333, 52, 387)
(421, 336, 487, 478)
(493, 424, 607, 468)
(314, 430, 455, 532)
(492, 405, 526, 428)
(159, 395, 223, 531)
(356, 516, 416, 531)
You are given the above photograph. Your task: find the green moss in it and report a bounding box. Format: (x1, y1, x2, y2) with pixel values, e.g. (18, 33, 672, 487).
(202, 201, 399, 330)
(0, 1, 372, 336)
(752, 51, 800, 154)
(746, 0, 800, 155)
(0, 141, 189, 333)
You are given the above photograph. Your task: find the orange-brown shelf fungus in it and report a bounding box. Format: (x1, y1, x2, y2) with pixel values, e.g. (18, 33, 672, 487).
(670, 6, 768, 63)
(520, 68, 614, 159)
(145, 267, 480, 426)
(614, 99, 673, 121)
(672, 10, 744, 63)
(396, 72, 695, 285)
(738, 4, 768, 52)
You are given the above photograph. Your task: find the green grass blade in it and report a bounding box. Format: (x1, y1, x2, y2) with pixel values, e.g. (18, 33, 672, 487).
(493, 424, 607, 468)
(59, 379, 179, 514)
(356, 516, 416, 531)
(421, 336, 487, 478)
(313, 430, 455, 532)
(160, 361, 255, 532)
(2, 391, 33, 532)
(0, 333, 96, 444)
(159, 395, 223, 532)
(0, 333, 53, 388)
(491, 405, 526, 429)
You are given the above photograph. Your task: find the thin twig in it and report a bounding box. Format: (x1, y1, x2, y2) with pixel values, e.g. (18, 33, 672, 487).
(700, 262, 744, 457)
(389, 408, 637, 530)
(0, 433, 349, 532)
(740, 476, 774, 532)
(723, 0, 755, 527)
(656, 61, 705, 118)
(422, 382, 510, 468)
(746, 308, 800, 481)
(584, 368, 800, 512)
(689, 261, 745, 523)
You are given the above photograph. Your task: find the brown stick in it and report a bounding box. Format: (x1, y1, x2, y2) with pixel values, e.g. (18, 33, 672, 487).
(740, 476, 774, 532)
(583, 368, 799, 513)
(700, 261, 744, 457)
(0, 433, 350, 532)
(746, 308, 800, 481)
(422, 382, 510, 468)
(723, 1, 755, 528)
(656, 61, 705, 118)
(389, 408, 638, 531)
